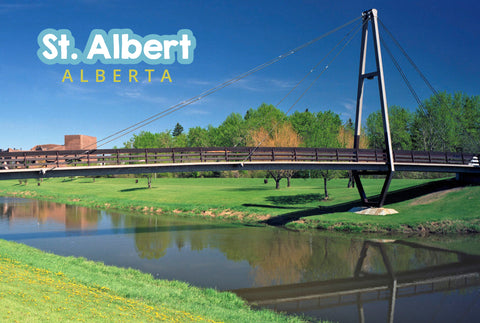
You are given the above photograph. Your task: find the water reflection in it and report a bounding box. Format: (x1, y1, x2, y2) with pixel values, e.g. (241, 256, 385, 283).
(233, 239, 480, 322)
(1, 197, 99, 230)
(1, 196, 479, 322)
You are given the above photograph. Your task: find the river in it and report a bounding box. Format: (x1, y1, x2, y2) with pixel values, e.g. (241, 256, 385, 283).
(1, 196, 479, 322)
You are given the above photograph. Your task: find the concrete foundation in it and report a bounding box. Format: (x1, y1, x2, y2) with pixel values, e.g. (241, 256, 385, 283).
(349, 207, 398, 215)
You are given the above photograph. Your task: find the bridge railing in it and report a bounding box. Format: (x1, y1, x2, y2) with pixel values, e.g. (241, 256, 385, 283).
(394, 150, 476, 165)
(0, 147, 476, 170)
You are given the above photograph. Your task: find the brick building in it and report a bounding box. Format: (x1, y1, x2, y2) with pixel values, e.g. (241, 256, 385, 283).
(30, 135, 97, 151)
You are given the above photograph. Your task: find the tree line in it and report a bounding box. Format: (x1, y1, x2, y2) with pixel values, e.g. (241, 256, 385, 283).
(366, 92, 480, 153)
(123, 92, 479, 191)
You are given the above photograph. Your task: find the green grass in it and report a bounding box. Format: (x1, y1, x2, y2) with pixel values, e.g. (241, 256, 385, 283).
(0, 239, 306, 322)
(0, 176, 479, 233)
(292, 179, 480, 233)
(0, 176, 436, 216)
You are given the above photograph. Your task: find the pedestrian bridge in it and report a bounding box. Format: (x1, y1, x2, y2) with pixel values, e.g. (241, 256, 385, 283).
(2, 10, 478, 207)
(0, 147, 478, 180)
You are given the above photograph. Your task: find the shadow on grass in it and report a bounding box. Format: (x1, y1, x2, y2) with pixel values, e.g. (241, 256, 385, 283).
(61, 178, 78, 182)
(223, 187, 273, 192)
(261, 178, 460, 226)
(266, 193, 323, 205)
(119, 187, 151, 192)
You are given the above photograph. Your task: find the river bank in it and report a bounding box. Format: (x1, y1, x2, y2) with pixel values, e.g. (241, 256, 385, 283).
(2, 194, 480, 322)
(0, 177, 478, 234)
(0, 238, 305, 322)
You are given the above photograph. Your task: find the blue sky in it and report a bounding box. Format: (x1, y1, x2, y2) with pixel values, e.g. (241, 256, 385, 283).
(0, 0, 478, 150)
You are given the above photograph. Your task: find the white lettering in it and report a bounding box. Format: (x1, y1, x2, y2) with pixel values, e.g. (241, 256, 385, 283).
(86, 34, 111, 60)
(121, 34, 142, 59)
(162, 40, 178, 60)
(42, 34, 58, 60)
(143, 39, 163, 60)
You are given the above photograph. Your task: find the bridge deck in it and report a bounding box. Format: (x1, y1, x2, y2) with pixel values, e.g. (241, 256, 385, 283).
(0, 147, 478, 180)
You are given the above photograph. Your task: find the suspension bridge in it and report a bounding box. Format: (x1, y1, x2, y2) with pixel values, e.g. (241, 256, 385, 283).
(1, 9, 479, 207)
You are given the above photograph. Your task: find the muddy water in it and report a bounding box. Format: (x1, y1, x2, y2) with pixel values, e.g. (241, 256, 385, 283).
(1, 196, 479, 322)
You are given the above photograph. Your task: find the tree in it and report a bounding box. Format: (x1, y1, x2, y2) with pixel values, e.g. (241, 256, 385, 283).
(244, 103, 287, 131)
(187, 126, 212, 147)
(172, 123, 184, 137)
(290, 110, 342, 199)
(290, 110, 342, 148)
(455, 93, 480, 152)
(123, 130, 173, 149)
(365, 111, 383, 149)
(338, 123, 368, 149)
(410, 92, 480, 153)
(289, 110, 318, 145)
(411, 92, 458, 152)
(248, 123, 302, 189)
(172, 133, 187, 147)
(215, 113, 247, 147)
(366, 105, 413, 150)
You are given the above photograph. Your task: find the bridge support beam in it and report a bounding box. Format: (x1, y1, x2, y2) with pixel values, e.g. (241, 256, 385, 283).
(353, 170, 393, 207)
(353, 9, 395, 208)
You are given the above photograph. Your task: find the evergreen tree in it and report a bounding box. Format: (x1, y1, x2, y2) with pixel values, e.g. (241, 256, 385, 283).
(172, 123, 184, 137)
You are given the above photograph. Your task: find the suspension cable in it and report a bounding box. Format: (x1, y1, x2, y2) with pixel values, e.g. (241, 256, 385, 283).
(378, 18, 438, 96)
(41, 15, 362, 173)
(378, 25, 446, 151)
(92, 15, 363, 149)
(275, 21, 363, 108)
(380, 35, 429, 115)
(242, 19, 365, 161)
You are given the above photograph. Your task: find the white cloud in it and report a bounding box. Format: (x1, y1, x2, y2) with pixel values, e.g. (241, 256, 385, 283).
(59, 82, 98, 96)
(186, 79, 214, 86)
(231, 76, 298, 92)
(340, 98, 356, 112)
(183, 108, 210, 115)
(116, 88, 168, 104)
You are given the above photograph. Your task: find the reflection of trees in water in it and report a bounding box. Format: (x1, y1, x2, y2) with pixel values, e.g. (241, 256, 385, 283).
(214, 230, 366, 286)
(129, 217, 171, 260)
(135, 230, 171, 259)
(117, 214, 468, 282)
(362, 244, 458, 273)
(298, 237, 367, 283)
(1, 203, 14, 218)
(109, 211, 125, 229)
(251, 232, 312, 286)
(175, 236, 185, 251)
(127, 220, 465, 285)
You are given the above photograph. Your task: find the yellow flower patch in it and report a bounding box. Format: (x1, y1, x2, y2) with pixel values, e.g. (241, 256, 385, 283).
(0, 254, 220, 322)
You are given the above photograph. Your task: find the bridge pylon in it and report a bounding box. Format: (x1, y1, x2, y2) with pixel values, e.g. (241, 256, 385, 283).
(353, 8, 394, 208)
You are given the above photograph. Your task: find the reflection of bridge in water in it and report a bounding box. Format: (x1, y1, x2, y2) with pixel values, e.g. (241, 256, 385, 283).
(232, 240, 480, 322)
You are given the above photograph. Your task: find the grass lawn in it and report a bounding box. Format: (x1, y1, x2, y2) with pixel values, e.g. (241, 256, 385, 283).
(0, 239, 305, 322)
(0, 176, 479, 321)
(0, 176, 479, 233)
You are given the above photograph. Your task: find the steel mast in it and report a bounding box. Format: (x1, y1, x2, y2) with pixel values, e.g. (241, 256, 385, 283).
(353, 9, 394, 207)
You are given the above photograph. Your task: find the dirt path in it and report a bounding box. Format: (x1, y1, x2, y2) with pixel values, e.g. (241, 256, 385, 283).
(410, 187, 464, 206)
